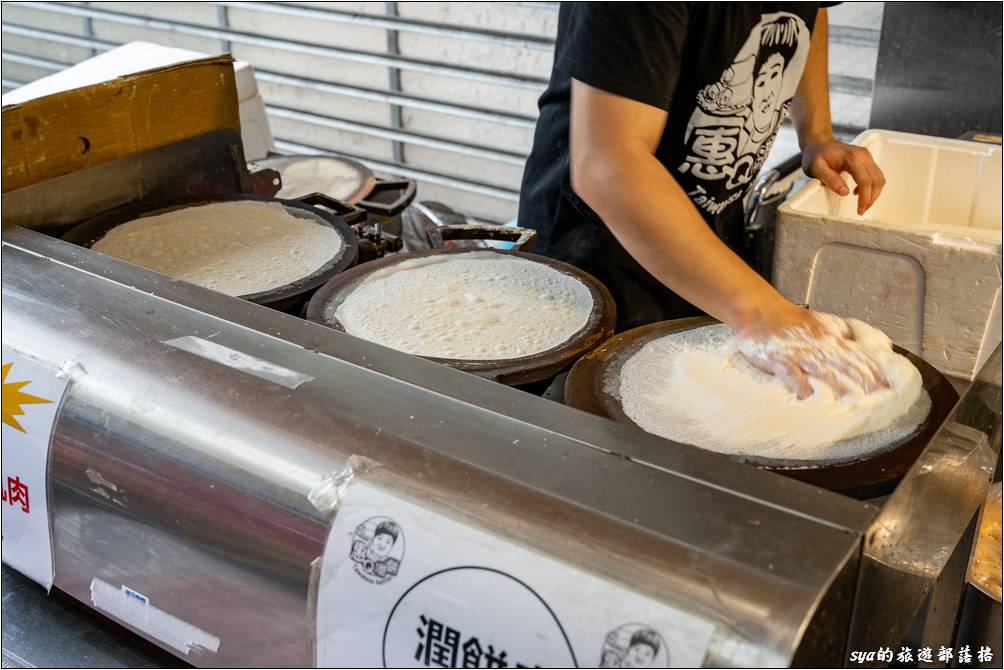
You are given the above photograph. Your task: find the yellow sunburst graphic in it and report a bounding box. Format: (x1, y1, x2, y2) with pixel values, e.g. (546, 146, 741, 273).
(2, 362, 52, 433)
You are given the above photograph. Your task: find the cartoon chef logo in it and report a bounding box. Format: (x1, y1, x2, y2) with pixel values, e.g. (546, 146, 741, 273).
(679, 12, 810, 215)
(599, 623, 669, 668)
(350, 516, 405, 584)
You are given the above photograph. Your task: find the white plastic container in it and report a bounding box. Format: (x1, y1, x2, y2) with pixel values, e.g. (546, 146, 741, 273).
(236, 92, 274, 162)
(775, 129, 1002, 380)
(1, 41, 273, 160)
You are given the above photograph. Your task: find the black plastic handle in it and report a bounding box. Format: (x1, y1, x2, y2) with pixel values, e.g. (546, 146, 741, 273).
(295, 192, 368, 225)
(357, 178, 417, 218)
(433, 224, 537, 251)
(774, 152, 804, 178)
(746, 152, 802, 232)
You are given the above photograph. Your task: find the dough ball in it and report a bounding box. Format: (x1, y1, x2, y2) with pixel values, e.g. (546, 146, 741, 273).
(618, 322, 928, 462)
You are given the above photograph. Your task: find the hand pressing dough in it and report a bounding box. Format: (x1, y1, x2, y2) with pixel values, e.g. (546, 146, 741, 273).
(92, 201, 344, 296)
(618, 321, 928, 462)
(333, 252, 594, 360)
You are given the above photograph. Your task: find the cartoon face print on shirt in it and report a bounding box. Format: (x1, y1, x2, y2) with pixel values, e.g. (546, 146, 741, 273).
(678, 12, 810, 217)
(752, 53, 785, 136)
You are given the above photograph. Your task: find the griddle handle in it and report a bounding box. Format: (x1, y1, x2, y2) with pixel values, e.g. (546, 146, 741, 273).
(437, 224, 537, 251)
(246, 167, 282, 198)
(773, 153, 804, 178)
(745, 152, 801, 232)
(357, 178, 417, 218)
(295, 192, 368, 225)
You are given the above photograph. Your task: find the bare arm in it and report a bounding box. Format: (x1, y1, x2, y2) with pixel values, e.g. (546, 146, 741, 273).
(569, 78, 887, 398)
(569, 79, 806, 338)
(789, 7, 835, 148)
(790, 8, 886, 214)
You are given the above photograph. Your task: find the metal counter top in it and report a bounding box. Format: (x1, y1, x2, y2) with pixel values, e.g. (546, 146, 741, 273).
(1, 566, 179, 669)
(2, 226, 998, 668)
(1, 227, 876, 667)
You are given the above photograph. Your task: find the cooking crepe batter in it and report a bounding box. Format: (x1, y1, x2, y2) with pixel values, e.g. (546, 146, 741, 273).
(618, 322, 928, 461)
(92, 201, 344, 296)
(333, 252, 593, 360)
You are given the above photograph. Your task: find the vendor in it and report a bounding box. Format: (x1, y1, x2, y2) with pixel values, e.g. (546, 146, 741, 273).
(519, 3, 889, 398)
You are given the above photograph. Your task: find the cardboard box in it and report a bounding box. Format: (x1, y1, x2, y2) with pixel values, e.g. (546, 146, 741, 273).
(2, 55, 241, 193)
(2, 42, 273, 161)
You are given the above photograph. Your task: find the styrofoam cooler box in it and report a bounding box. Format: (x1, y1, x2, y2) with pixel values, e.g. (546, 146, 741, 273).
(775, 130, 1002, 380)
(1, 41, 273, 160)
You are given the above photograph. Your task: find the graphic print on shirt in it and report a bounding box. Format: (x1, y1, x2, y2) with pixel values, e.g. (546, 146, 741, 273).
(678, 12, 810, 216)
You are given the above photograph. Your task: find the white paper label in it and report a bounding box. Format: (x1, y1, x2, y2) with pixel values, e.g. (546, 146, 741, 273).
(1, 348, 70, 589)
(316, 482, 715, 668)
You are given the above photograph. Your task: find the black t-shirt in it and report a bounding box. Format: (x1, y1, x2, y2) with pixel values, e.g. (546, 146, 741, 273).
(518, 2, 824, 330)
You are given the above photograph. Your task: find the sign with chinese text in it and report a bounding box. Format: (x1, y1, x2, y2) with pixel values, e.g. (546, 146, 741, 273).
(1, 348, 69, 589)
(316, 482, 714, 668)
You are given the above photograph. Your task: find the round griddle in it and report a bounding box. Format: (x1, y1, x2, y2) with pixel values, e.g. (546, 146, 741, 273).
(251, 155, 416, 220)
(304, 248, 617, 386)
(252, 155, 376, 204)
(564, 317, 959, 492)
(63, 193, 360, 312)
